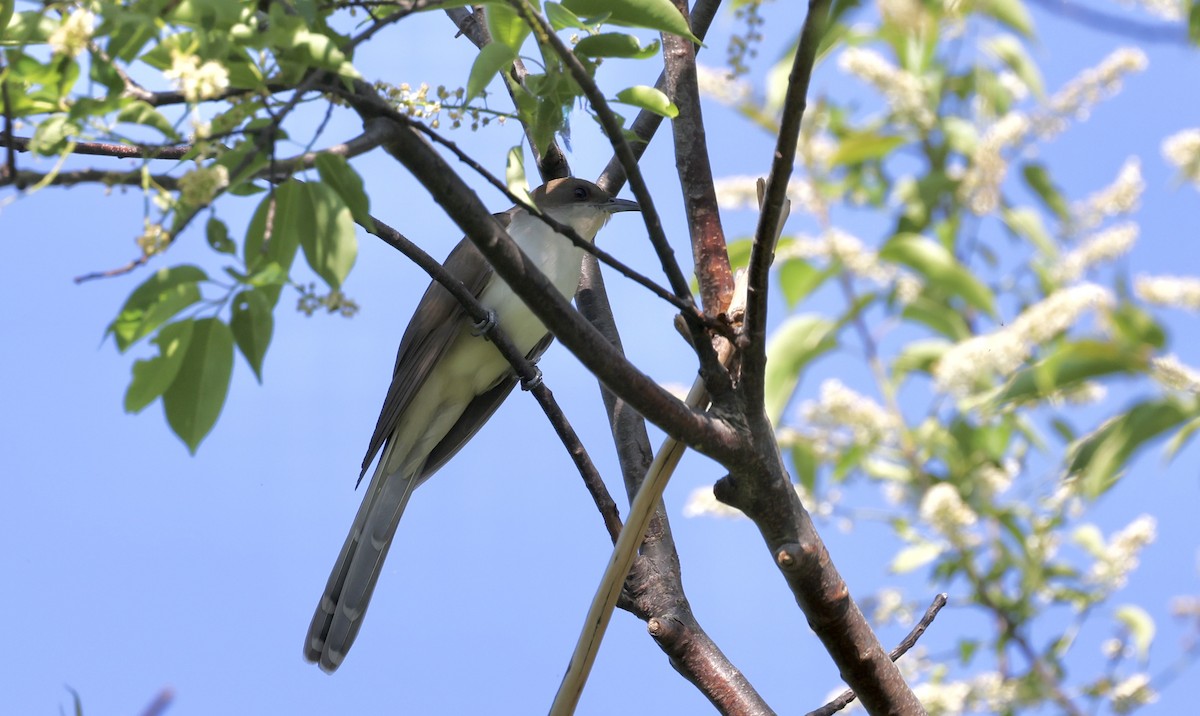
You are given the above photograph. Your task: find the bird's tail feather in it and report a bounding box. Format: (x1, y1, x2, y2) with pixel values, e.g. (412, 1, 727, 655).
(304, 453, 419, 673)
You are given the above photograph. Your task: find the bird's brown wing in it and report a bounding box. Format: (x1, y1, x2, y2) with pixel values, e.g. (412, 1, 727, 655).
(358, 213, 516, 478)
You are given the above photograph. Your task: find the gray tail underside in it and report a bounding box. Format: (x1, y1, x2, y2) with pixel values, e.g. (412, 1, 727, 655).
(304, 455, 418, 673)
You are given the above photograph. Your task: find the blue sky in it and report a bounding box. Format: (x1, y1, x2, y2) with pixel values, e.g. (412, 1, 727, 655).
(2, 3, 1199, 714)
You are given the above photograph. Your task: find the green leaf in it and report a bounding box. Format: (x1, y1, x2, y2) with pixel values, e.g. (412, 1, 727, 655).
(545, 2, 591, 30)
(881, 234, 996, 316)
(2, 10, 55, 45)
(615, 85, 678, 118)
(995, 340, 1148, 405)
(467, 41, 518, 102)
(901, 296, 971, 340)
(791, 440, 818, 493)
(1165, 416, 1200, 460)
(316, 154, 374, 231)
(244, 183, 304, 274)
(892, 339, 952, 377)
(299, 182, 358, 290)
(830, 131, 906, 166)
(778, 259, 827, 307)
(942, 116, 979, 156)
(563, 0, 700, 43)
(1001, 206, 1057, 258)
(230, 289, 274, 382)
(116, 101, 180, 140)
(574, 32, 661, 59)
(0, 2, 15, 44)
(1115, 605, 1155, 661)
(982, 34, 1044, 98)
(981, 0, 1035, 38)
(162, 317, 234, 454)
(764, 315, 838, 425)
(108, 265, 208, 352)
(505, 145, 532, 205)
(206, 217, 236, 255)
(1190, 0, 1200, 46)
(1022, 162, 1069, 222)
(124, 320, 195, 414)
(1068, 397, 1196, 498)
(891, 541, 945, 574)
(486, 3, 530, 50)
(30, 115, 79, 155)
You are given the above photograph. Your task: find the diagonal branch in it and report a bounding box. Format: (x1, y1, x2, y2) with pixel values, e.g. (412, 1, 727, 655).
(741, 0, 829, 410)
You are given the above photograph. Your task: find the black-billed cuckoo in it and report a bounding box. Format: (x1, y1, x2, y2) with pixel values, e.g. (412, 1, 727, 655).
(305, 178, 639, 672)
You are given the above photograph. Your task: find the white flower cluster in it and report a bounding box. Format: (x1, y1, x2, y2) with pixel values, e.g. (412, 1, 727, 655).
(799, 379, 899, 447)
(1086, 515, 1157, 591)
(177, 164, 230, 207)
(870, 588, 914, 626)
(912, 671, 1017, 714)
(933, 284, 1115, 395)
(1135, 274, 1200, 310)
(1040, 48, 1148, 137)
(780, 228, 895, 285)
(681, 487, 744, 519)
(712, 175, 822, 216)
(1115, 0, 1185, 20)
(1072, 157, 1144, 233)
(977, 459, 1018, 496)
(694, 64, 753, 107)
(958, 112, 1031, 215)
(164, 51, 231, 103)
(1162, 128, 1200, 188)
(877, 0, 927, 31)
(919, 483, 978, 538)
(1111, 673, 1159, 713)
(837, 47, 934, 128)
(1150, 354, 1200, 393)
(48, 9, 96, 58)
(1052, 223, 1138, 282)
(136, 222, 170, 257)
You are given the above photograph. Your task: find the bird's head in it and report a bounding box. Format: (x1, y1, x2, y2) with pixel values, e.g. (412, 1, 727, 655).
(531, 178, 640, 241)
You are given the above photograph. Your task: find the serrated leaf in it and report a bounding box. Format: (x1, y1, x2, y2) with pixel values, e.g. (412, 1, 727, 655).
(764, 315, 838, 425)
(574, 32, 660, 59)
(982, 0, 1035, 38)
(108, 266, 208, 352)
(995, 340, 1148, 404)
(467, 41, 518, 102)
(316, 154, 374, 231)
(230, 289, 273, 382)
(162, 317, 234, 454)
(778, 259, 827, 307)
(615, 85, 678, 118)
(891, 542, 945, 573)
(830, 131, 906, 166)
(299, 182, 358, 290)
(1022, 162, 1069, 222)
(115, 101, 179, 140)
(563, 0, 700, 43)
(545, 1, 590, 30)
(1068, 398, 1196, 498)
(881, 233, 996, 315)
(1115, 605, 1155, 661)
(486, 3, 529, 50)
(124, 320, 195, 414)
(206, 217, 236, 255)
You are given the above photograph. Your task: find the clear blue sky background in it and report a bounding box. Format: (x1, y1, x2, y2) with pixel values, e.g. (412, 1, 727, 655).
(2, 3, 1198, 715)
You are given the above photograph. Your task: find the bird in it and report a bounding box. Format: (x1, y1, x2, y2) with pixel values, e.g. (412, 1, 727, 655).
(304, 177, 640, 673)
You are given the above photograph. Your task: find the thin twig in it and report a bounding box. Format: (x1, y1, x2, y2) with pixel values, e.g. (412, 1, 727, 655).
(806, 594, 949, 716)
(1, 135, 192, 160)
(1026, 0, 1189, 44)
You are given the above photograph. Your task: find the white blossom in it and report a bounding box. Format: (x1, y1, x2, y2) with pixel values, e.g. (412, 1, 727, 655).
(996, 70, 1029, 102)
(838, 47, 934, 127)
(1039, 48, 1148, 137)
(780, 228, 895, 285)
(799, 379, 899, 447)
(1135, 275, 1200, 310)
(934, 284, 1114, 395)
(1053, 223, 1138, 282)
(713, 175, 822, 216)
(1072, 157, 1144, 232)
(1082, 515, 1157, 591)
(164, 51, 231, 103)
(919, 483, 978, 538)
(1150, 354, 1200, 393)
(958, 111, 1031, 214)
(682, 487, 744, 519)
(877, 0, 927, 31)
(177, 165, 230, 207)
(136, 222, 170, 257)
(48, 9, 95, 58)
(1114, 0, 1185, 20)
(695, 64, 753, 106)
(1162, 128, 1200, 187)
(1111, 673, 1158, 713)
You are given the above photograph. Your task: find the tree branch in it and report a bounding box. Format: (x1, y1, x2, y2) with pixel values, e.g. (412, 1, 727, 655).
(1026, 0, 1190, 44)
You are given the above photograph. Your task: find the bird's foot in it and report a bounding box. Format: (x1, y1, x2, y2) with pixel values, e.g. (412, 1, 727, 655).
(471, 310, 498, 339)
(520, 367, 543, 391)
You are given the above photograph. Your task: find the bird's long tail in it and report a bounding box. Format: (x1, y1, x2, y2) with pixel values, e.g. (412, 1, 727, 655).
(304, 455, 419, 673)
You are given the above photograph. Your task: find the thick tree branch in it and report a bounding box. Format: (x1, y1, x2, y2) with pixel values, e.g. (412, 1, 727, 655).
(741, 0, 828, 411)
(1, 135, 192, 160)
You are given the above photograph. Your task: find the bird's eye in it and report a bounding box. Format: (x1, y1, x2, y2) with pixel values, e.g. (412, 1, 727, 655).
(573, 186, 589, 200)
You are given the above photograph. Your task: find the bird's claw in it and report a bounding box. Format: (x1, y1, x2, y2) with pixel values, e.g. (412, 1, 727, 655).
(520, 367, 543, 391)
(471, 310, 498, 338)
